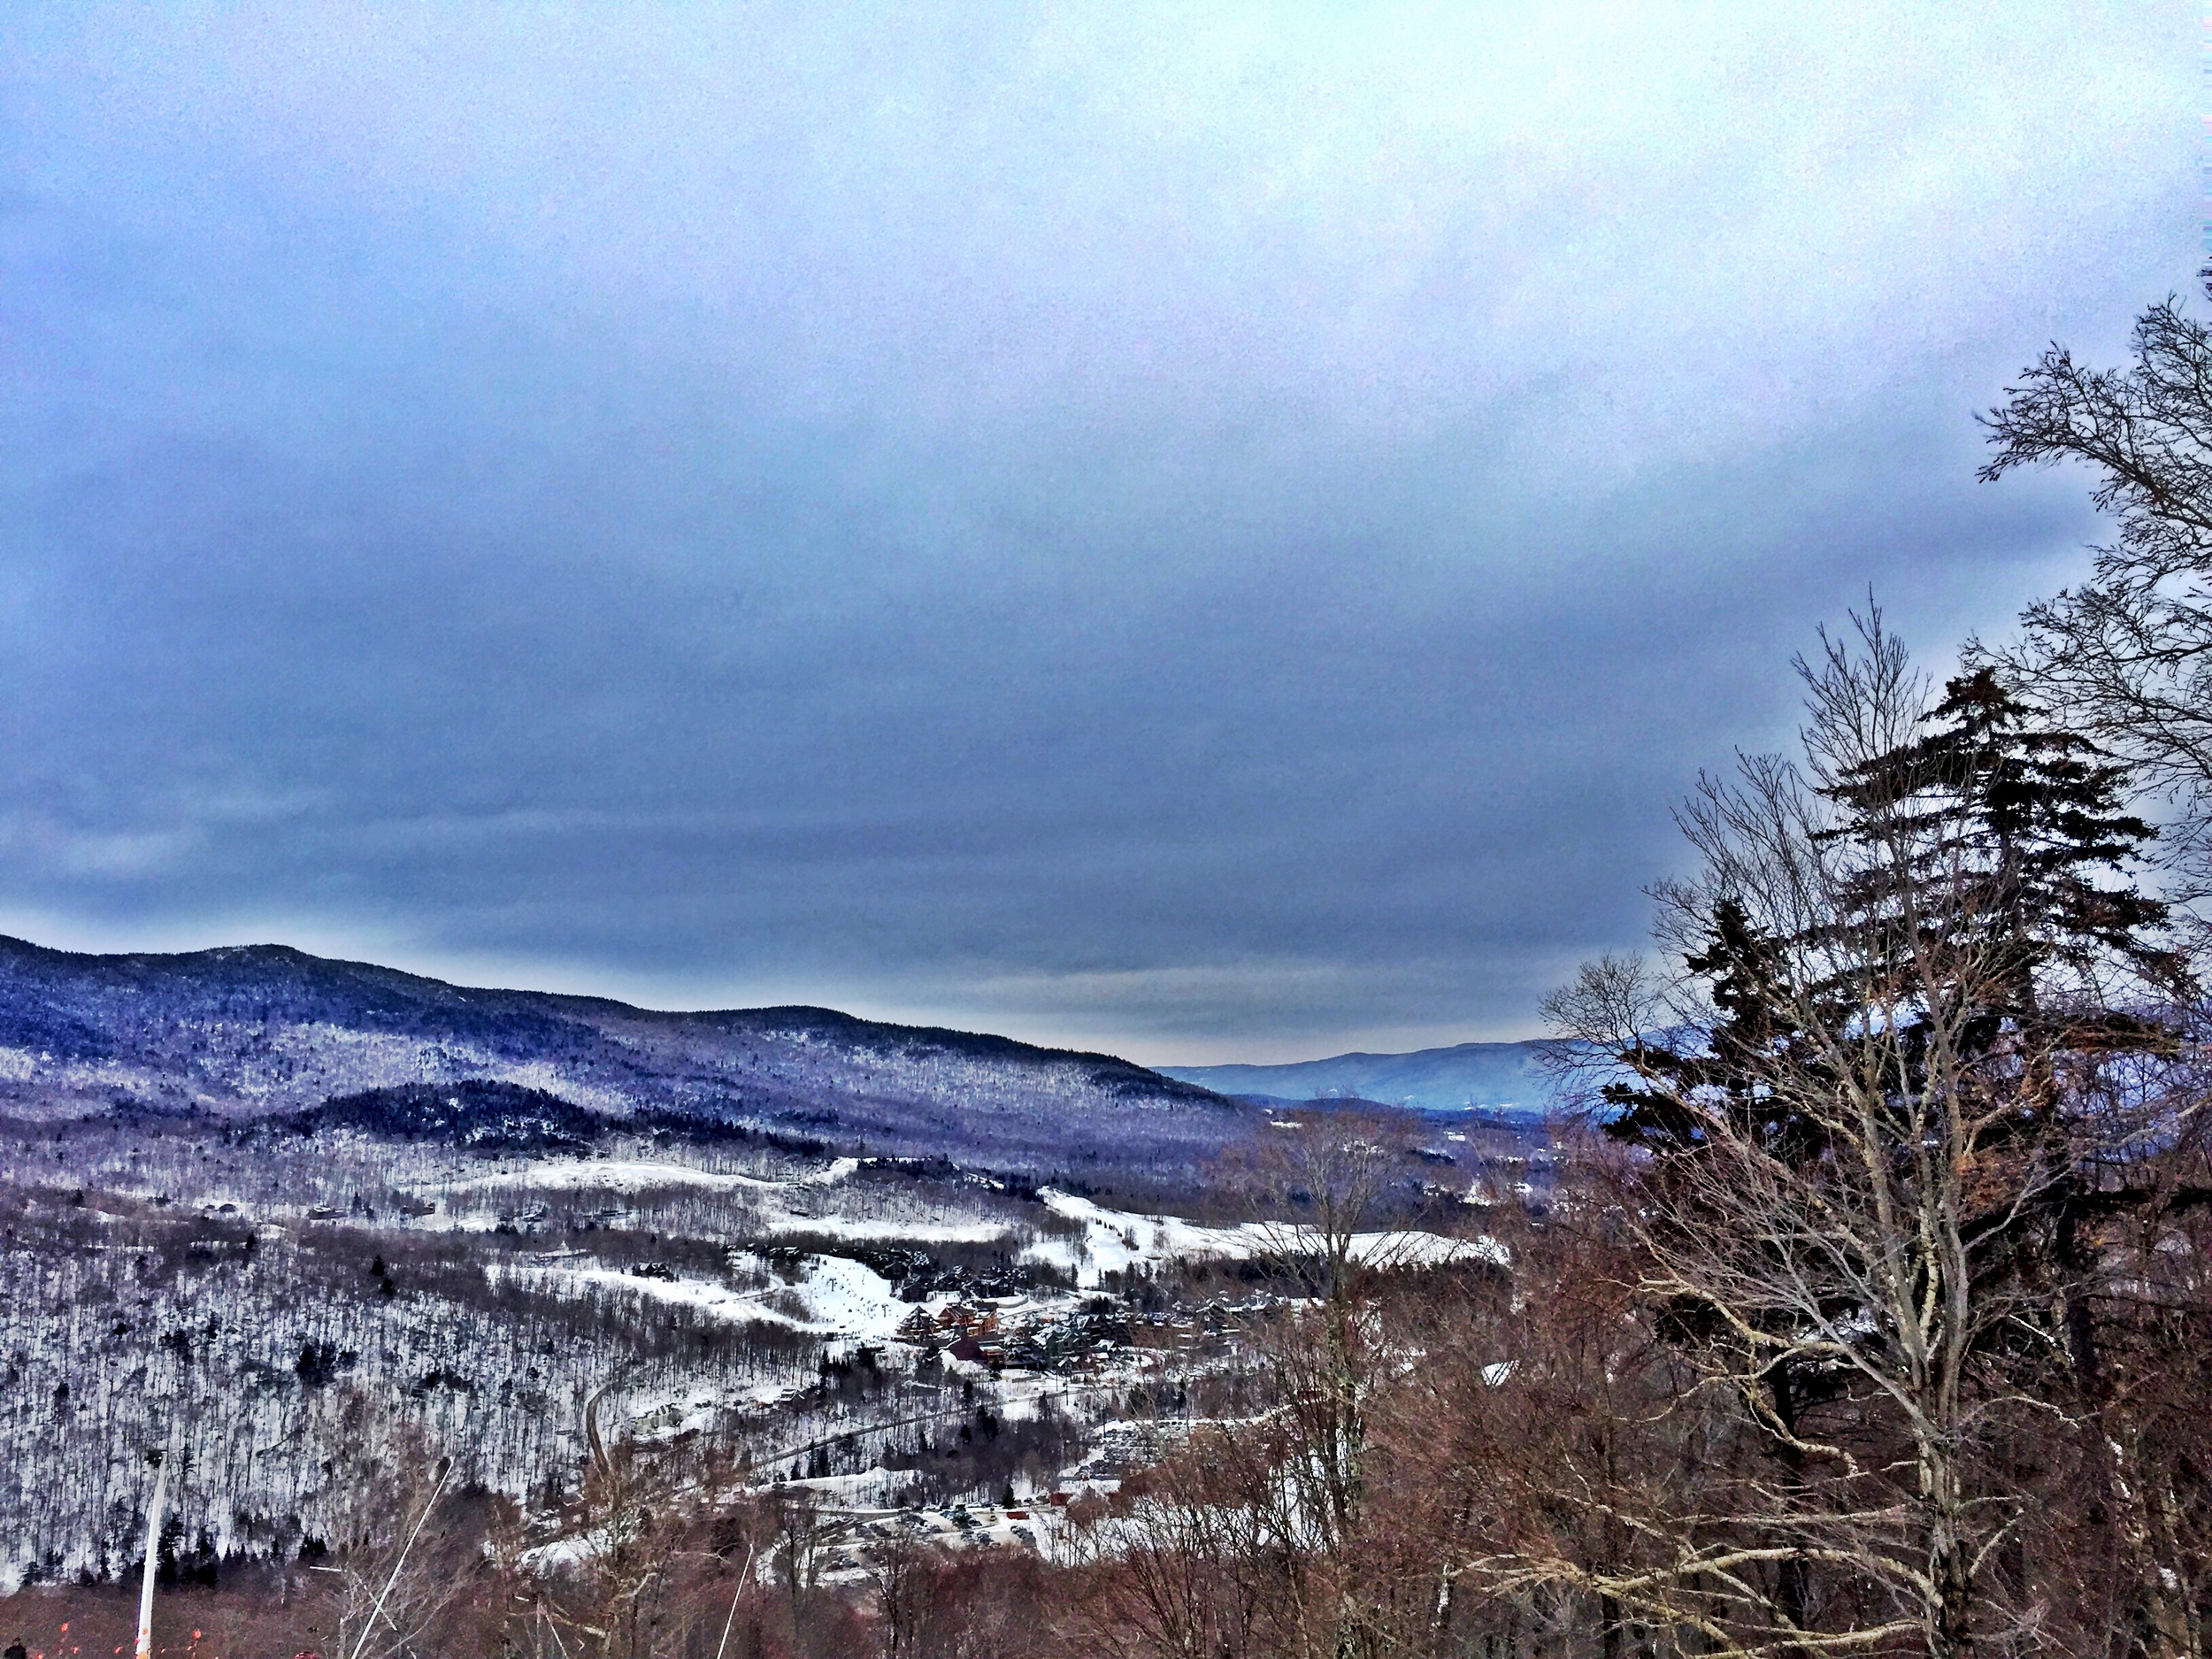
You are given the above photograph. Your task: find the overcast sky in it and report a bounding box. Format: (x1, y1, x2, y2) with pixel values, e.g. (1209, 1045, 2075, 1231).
(0, 5, 2197, 1063)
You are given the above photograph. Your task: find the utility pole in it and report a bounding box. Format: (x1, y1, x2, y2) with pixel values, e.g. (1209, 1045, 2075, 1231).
(135, 1455, 167, 1659)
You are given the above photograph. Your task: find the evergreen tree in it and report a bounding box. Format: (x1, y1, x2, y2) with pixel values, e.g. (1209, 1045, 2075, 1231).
(1817, 665, 2182, 1044)
(1548, 620, 2199, 1657)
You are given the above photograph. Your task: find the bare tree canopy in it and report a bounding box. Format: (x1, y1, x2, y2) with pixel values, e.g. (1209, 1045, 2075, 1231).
(1981, 274, 2212, 888)
(1540, 611, 2208, 1658)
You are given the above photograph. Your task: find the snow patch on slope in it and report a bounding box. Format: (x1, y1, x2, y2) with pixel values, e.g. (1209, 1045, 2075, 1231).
(428, 1158, 810, 1195)
(1025, 1190, 1505, 1287)
(764, 1216, 1013, 1244)
(491, 1250, 949, 1344)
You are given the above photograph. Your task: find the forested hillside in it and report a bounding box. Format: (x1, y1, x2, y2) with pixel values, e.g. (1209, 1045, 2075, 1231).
(0, 937, 1243, 1169)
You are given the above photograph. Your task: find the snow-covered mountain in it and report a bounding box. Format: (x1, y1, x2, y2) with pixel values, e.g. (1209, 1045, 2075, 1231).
(1158, 1039, 1561, 1116)
(0, 934, 1245, 1167)
(0, 936, 1531, 1594)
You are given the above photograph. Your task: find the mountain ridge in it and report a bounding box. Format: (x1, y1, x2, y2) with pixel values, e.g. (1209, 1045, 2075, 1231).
(0, 933, 1245, 1167)
(1159, 1038, 1563, 1116)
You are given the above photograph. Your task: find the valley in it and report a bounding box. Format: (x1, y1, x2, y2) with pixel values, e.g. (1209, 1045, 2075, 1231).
(0, 941, 1535, 1615)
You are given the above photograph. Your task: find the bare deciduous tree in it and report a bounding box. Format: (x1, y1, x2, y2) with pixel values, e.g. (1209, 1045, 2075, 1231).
(1980, 273, 2212, 896)
(1538, 613, 2192, 1657)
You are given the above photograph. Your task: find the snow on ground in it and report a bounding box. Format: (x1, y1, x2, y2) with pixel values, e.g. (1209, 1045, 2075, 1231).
(490, 1259, 792, 1323)
(424, 1155, 1497, 1300)
(428, 1157, 798, 1194)
(764, 1215, 1013, 1245)
(409, 1150, 1043, 1257)
(1358, 1229, 1508, 1268)
(410, 1206, 509, 1233)
(797, 1251, 944, 1342)
(1026, 1190, 1505, 1287)
(1021, 1194, 1270, 1283)
(489, 1249, 956, 1343)
(780, 1469, 903, 1509)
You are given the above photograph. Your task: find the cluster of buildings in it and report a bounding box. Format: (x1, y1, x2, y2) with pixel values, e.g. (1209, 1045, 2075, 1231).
(891, 1300, 1003, 1364)
(890, 1298, 1132, 1373)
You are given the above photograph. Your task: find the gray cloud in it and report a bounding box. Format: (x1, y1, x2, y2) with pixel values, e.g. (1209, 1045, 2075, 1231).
(0, 4, 2194, 1059)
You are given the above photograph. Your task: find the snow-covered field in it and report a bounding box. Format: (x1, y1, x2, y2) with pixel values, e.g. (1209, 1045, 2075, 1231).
(1025, 1189, 1505, 1286)
(491, 1250, 962, 1345)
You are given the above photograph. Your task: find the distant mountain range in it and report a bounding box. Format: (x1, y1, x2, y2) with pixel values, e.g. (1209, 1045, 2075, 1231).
(1159, 1040, 1563, 1116)
(0, 934, 1244, 1168)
